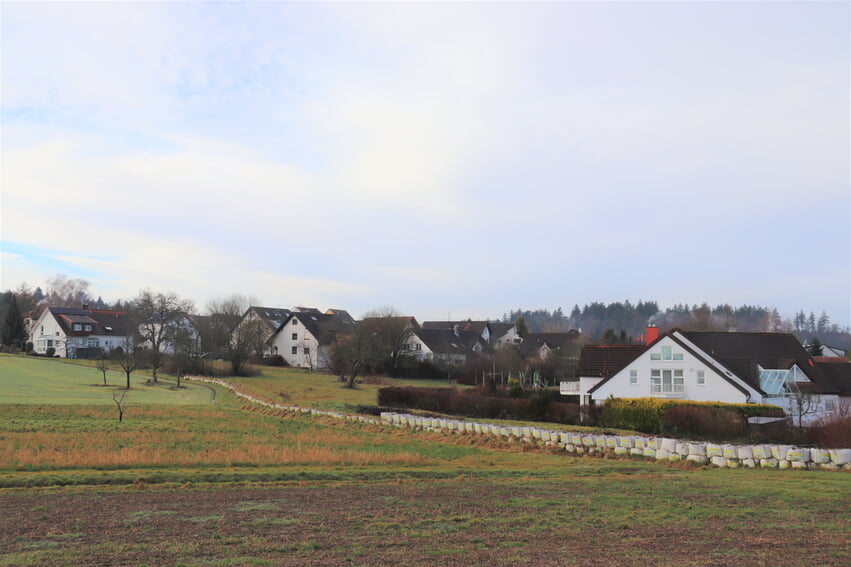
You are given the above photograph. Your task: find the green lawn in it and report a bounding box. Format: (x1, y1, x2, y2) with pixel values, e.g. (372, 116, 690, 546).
(0, 354, 214, 405)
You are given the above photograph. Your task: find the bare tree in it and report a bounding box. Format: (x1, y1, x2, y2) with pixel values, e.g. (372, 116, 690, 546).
(134, 290, 194, 383)
(96, 355, 111, 386)
(330, 322, 384, 388)
(45, 274, 91, 308)
(361, 307, 416, 377)
(112, 388, 128, 422)
(116, 326, 139, 389)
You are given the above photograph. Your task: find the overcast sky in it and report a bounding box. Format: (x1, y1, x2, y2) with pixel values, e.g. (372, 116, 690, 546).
(2, 1, 849, 326)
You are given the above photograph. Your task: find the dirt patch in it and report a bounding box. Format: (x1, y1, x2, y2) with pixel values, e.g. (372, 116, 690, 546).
(2, 481, 848, 566)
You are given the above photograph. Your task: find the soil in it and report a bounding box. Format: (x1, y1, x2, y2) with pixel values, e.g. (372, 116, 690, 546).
(2, 482, 848, 566)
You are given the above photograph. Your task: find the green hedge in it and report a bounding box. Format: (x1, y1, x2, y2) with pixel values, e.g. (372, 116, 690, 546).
(600, 397, 784, 436)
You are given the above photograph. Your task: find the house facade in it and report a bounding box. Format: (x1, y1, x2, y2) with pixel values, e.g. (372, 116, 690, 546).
(29, 307, 130, 358)
(579, 329, 847, 425)
(268, 311, 355, 369)
(405, 327, 489, 367)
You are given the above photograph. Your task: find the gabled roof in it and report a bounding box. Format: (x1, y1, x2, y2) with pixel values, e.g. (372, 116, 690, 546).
(578, 344, 648, 378)
(487, 322, 517, 342)
(813, 358, 851, 395)
(422, 320, 487, 334)
(47, 307, 130, 337)
(325, 309, 356, 324)
(412, 328, 489, 356)
(247, 307, 293, 331)
(285, 311, 355, 345)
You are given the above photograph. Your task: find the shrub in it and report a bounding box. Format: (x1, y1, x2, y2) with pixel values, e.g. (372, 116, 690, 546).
(265, 355, 287, 367)
(663, 405, 747, 440)
(808, 413, 851, 448)
(46, 347, 55, 358)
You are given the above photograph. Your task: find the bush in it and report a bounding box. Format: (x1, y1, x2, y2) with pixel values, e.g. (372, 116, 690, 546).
(46, 347, 55, 358)
(265, 355, 287, 367)
(808, 413, 851, 448)
(663, 405, 747, 440)
(601, 397, 784, 437)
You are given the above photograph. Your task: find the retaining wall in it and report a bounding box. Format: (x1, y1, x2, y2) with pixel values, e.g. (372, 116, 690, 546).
(186, 376, 851, 472)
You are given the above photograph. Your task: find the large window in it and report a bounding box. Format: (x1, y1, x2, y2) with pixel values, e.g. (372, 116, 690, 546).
(629, 370, 638, 384)
(651, 345, 684, 361)
(651, 369, 684, 394)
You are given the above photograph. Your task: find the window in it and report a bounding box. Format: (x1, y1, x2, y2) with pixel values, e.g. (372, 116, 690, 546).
(292, 319, 298, 326)
(291, 346, 298, 355)
(415, 343, 422, 351)
(651, 345, 683, 361)
(651, 369, 684, 394)
(303, 347, 310, 355)
(84, 324, 92, 332)
(87, 338, 98, 348)
(47, 340, 54, 347)
(292, 333, 298, 340)
(629, 370, 638, 384)
(73, 324, 82, 331)
(696, 370, 705, 385)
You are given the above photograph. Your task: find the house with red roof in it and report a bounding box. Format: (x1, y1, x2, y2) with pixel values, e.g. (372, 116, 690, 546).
(29, 306, 131, 358)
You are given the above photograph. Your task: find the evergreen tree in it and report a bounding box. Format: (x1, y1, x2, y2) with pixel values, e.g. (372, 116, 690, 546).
(809, 336, 824, 357)
(1, 296, 26, 347)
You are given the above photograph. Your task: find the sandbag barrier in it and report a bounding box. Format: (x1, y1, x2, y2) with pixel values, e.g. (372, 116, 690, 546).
(185, 376, 851, 471)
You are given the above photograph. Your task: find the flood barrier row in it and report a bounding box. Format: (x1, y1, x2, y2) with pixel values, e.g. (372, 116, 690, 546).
(186, 376, 851, 471)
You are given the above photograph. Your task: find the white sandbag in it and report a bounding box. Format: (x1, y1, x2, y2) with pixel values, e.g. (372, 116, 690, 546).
(830, 449, 851, 466)
(737, 446, 754, 460)
(473, 423, 482, 434)
(760, 458, 778, 468)
(752, 445, 771, 459)
(706, 444, 722, 458)
(722, 445, 737, 460)
(630, 448, 644, 457)
(668, 453, 682, 461)
(559, 432, 570, 445)
(646, 438, 659, 449)
(819, 463, 840, 471)
(634, 437, 645, 450)
(574, 446, 585, 454)
(595, 436, 606, 448)
(742, 458, 756, 468)
(791, 461, 808, 470)
(661, 438, 677, 452)
(687, 454, 708, 465)
(778, 460, 791, 469)
(618, 436, 633, 448)
(643, 447, 657, 458)
(786, 448, 809, 462)
(563, 444, 575, 453)
(726, 460, 739, 469)
(688, 443, 706, 457)
(710, 456, 728, 468)
(655, 449, 671, 460)
(811, 448, 831, 464)
(676, 442, 689, 456)
(571, 433, 583, 445)
(771, 445, 791, 461)
(614, 446, 629, 456)
(606, 436, 618, 449)
(582, 435, 595, 447)
(532, 428, 542, 440)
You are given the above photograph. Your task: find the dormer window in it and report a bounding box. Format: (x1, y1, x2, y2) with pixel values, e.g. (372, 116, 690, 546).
(84, 324, 93, 332)
(73, 324, 82, 331)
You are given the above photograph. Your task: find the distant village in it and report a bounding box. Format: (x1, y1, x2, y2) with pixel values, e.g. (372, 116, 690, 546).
(2, 278, 850, 426)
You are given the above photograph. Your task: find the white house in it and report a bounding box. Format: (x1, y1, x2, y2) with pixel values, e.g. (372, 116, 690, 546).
(29, 307, 130, 358)
(581, 329, 848, 425)
(268, 311, 355, 369)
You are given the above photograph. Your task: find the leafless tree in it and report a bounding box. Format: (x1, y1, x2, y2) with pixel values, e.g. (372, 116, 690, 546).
(112, 388, 128, 422)
(45, 274, 91, 308)
(96, 355, 111, 385)
(134, 290, 194, 383)
(330, 322, 384, 388)
(361, 307, 416, 377)
(116, 327, 139, 389)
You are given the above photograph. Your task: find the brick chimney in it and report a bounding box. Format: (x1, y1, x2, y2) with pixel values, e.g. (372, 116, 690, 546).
(645, 324, 659, 345)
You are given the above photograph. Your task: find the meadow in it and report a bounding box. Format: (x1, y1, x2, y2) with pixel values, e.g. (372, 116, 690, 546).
(0, 354, 849, 566)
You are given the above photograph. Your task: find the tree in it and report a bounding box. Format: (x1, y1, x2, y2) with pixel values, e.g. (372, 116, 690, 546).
(360, 307, 416, 376)
(330, 322, 384, 388)
(96, 355, 111, 386)
(112, 388, 128, 422)
(817, 311, 830, 334)
(116, 325, 139, 389)
(1, 295, 26, 348)
(809, 336, 824, 357)
(210, 294, 263, 376)
(134, 290, 194, 383)
(45, 274, 90, 308)
(516, 316, 529, 339)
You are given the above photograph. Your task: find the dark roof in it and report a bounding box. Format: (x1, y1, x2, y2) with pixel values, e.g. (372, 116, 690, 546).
(578, 345, 648, 378)
(49, 307, 130, 337)
(422, 320, 487, 334)
(325, 309, 356, 324)
(413, 328, 489, 356)
(289, 312, 355, 345)
(249, 307, 293, 330)
(487, 322, 516, 342)
(681, 331, 834, 393)
(814, 358, 851, 395)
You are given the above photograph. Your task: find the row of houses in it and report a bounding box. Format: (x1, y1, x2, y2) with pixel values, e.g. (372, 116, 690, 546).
(26, 304, 851, 423)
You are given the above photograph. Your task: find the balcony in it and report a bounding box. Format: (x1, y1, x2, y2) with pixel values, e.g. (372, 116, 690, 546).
(559, 381, 580, 395)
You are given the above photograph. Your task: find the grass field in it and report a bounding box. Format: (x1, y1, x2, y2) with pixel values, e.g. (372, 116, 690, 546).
(1, 354, 849, 566)
(0, 355, 214, 405)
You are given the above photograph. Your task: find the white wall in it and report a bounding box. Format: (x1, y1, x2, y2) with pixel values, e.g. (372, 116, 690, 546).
(590, 335, 757, 404)
(270, 318, 320, 368)
(30, 311, 67, 356)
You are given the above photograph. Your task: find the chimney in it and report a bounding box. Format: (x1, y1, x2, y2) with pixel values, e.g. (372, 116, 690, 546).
(453, 324, 460, 337)
(645, 324, 659, 345)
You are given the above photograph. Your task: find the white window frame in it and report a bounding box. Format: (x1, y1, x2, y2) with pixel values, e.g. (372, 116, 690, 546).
(292, 333, 298, 341)
(651, 369, 684, 394)
(629, 369, 638, 385)
(696, 370, 705, 386)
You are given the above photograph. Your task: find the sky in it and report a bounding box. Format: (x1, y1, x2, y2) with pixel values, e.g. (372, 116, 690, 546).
(1, 1, 849, 327)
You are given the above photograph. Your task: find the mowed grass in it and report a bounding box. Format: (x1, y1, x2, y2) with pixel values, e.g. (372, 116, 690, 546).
(0, 355, 213, 405)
